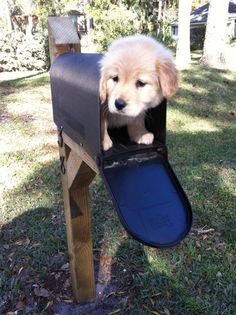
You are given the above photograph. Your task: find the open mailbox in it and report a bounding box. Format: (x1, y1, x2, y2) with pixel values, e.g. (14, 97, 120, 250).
(50, 52, 192, 248)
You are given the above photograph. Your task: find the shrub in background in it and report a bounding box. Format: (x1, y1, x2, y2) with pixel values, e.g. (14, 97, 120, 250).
(0, 31, 49, 72)
(85, 0, 175, 53)
(85, 1, 143, 53)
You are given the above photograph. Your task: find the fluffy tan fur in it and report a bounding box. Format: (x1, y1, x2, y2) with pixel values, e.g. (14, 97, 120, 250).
(99, 35, 178, 151)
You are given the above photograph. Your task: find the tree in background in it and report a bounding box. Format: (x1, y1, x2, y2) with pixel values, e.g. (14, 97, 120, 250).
(1, 0, 12, 32)
(175, 0, 192, 69)
(85, 0, 178, 52)
(34, 0, 57, 31)
(0, 0, 52, 71)
(3, 0, 231, 71)
(85, 0, 146, 52)
(192, 0, 208, 10)
(201, 0, 230, 68)
(0, 0, 79, 71)
(34, 0, 76, 30)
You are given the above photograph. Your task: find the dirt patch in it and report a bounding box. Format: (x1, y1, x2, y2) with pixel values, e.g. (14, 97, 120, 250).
(0, 86, 15, 95)
(0, 110, 13, 123)
(21, 114, 35, 123)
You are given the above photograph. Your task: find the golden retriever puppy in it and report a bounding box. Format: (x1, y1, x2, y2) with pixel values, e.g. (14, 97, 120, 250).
(99, 35, 178, 151)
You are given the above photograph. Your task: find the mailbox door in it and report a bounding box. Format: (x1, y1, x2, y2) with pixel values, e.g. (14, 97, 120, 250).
(50, 52, 102, 159)
(101, 150, 192, 248)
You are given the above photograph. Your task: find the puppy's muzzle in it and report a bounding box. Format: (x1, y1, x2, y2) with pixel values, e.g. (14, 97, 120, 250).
(115, 99, 126, 111)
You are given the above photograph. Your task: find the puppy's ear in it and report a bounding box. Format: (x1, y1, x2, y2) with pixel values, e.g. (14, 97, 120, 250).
(156, 59, 178, 99)
(99, 71, 107, 104)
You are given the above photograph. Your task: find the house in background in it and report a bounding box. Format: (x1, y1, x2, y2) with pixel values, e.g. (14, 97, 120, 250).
(67, 3, 94, 39)
(172, 0, 236, 49)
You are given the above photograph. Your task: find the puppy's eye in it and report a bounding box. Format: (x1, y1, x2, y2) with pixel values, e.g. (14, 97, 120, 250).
(136, 80, 146, 88)
(112, 76, 119, 82)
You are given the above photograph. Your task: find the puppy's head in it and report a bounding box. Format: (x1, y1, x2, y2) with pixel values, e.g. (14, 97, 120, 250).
(99, 35, 178, 117)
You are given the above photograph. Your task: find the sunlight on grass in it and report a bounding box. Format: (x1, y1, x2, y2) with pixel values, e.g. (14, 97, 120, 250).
(145, 250, 172, 275)
(0, 73, 59, 223)
(168, 108, 220, 133)
(218, 167, 236, 194)
(0, 166, 16, 201)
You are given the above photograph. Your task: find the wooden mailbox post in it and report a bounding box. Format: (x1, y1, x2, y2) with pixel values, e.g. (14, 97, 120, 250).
(48, 17, 98, 302)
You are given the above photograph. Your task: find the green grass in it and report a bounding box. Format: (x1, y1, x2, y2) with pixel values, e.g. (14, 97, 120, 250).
(0, 62, 236, 315)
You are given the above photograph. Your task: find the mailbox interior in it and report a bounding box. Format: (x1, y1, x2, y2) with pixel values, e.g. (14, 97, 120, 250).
(50, 53, 192, 248)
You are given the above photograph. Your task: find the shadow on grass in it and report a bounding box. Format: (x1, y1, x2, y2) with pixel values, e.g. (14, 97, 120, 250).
(0, 71, 48, 88)
(0, 158, 67, 313)
(170, 66, 236, 123)
(167, 128, 236, 241)
(1, 123, 236, 314)
(1, 61, 235, 313)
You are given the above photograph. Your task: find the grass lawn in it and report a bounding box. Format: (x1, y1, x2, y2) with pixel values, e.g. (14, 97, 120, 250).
(0, 57, 236, 314)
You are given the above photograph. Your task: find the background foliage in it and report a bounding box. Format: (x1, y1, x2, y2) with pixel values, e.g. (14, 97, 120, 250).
(0, 0, 212, 70)
(0, 31, 48, 72)
(85, 0, 176, 52)
(0, 0, 183, 69)
(0, 0, 69, 71)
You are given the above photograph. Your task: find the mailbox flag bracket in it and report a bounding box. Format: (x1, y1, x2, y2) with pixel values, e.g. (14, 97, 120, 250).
(100, 148, 192, 248)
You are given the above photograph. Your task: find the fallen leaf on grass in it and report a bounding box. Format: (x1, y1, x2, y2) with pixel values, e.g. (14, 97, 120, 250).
(31, 242, 41, 248)
(164, 308, 171, 315)
(150, 298, 154, 306)
(18, 266, 24, 275)
(215, 242, 226, 250)
(60, 263, 69, 270)
(62, 299, 73, 303)
(192, 228, 215, 234)
(63, 279, 71, 288)
(196, 240, 201, 248)
(34, 287, 50, 297)
(143, 305, 160, 315)
(15, 238, 30, 246)
(16, 301, 25, 310)
(108, 309, 121, 314)
(150, 293, 161, 298)
(105, 291, 126, 298)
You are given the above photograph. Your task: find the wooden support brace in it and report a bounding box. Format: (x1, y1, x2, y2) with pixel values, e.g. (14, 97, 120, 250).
(58, 131, 98, 302)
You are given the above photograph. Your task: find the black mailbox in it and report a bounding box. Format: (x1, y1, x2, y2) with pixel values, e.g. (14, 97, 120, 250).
(50, 52, 192, 248)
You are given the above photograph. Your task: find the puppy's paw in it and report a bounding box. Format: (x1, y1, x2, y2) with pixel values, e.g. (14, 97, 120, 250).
(102, 137, 113, 151)
(135, 132, 154, 145)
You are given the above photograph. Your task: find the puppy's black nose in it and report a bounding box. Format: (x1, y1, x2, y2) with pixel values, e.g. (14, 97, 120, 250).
(115, 99, 126, 111)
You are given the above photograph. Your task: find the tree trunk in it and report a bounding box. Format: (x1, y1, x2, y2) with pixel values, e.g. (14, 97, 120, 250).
(175, 0, 192, 69)
(3, 0, 12, 32)
(26, 15, 33, 37)
(201, 0, 229, 68)
(158, 0, 163, 21)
